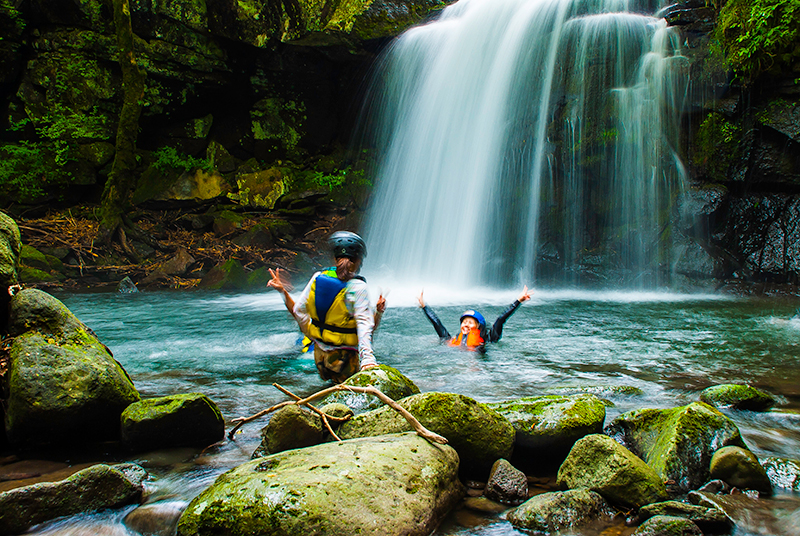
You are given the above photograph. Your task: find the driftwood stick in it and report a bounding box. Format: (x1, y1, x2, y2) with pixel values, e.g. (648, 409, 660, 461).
(227, 384, 448, 445)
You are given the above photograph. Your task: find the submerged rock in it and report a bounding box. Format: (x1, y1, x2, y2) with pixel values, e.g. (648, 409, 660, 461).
(320, 364, 421, 412)
(0, 463, 145, 536)
(337, 391, 515, 477)
(709, 446, 772, 494)
(176, 433, 464, 536)
(700, 384, 776, 411)
(638, 500, 733, 534)
(5, 289, 140, 446)
(121, 393, 225, 452)
(124, 499, 188, 536)
(507, 488, 616, 534)
(761, 456, 800, 491)
(605, 402, 747, 494)
(632, 515, 703, 536)
(689, 490, 781, 535)
(557, 433, 668, 509)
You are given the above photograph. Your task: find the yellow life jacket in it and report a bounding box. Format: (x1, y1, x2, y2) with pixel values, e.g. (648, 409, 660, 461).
(305, 268, 359, 348)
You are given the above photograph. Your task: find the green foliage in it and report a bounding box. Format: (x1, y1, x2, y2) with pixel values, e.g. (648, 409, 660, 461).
(151, 146, 213, 173)
(308, 166, 370, 191)
(0, 142, 55, 201)
(693, 112, 742, 181)
(715, 0, 800, 86)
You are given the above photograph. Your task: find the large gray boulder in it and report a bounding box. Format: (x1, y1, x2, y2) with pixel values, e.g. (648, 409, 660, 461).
(5, 289, 140, 446)
(557, 434, 668, 509)
(320, 364, 421, 412)
(605, 402, 747, 494)
(176, 433, 464, 536)
(121, 393, 225, 452)
(337, 391, 515, 477)
(487, 394, 605, 463)
(507, 489, 616, 534)
(0, 463, 145, 536)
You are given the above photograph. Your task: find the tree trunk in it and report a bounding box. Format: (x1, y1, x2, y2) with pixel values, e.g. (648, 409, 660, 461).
(100, 0, 146, 242)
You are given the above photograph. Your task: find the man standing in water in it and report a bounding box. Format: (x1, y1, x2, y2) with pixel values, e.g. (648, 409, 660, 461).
(268, 231, 382, 383)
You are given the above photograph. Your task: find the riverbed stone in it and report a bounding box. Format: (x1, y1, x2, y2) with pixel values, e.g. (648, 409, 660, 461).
(638, 500, 733, 534)
(0, 463, 144, 536)
(484, 458, 528, 505)
(700, 384, 776, 411)
(5, 289, 140, 446)
(761, 456, 800, 491)
(632, 515, 703, 536)
(252, 404, 325, 457)
(605, 402, 747, 494)
(709, 446, 772, 494)
(320, 364, 421, 412)
(124, 499, 188, 536)
(121, 393, 225, 452)
(487, 394, 606, 462)
(0, 211, 21, 288)
(506, 488, 616, 534)
(557, 433, 668, 509)
(688, 490, 781, 534)
(337, 391, 515, 477)
(176, 433, 464, 536)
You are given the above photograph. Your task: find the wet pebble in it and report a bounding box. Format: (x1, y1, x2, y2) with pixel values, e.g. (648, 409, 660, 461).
(123, 500, 188, 536)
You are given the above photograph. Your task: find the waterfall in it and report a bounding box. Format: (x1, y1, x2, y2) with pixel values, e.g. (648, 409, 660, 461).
(359, 0, 689, 289)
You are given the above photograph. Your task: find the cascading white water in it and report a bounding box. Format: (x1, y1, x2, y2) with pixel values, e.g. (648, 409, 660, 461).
(359, 0, 688, 289)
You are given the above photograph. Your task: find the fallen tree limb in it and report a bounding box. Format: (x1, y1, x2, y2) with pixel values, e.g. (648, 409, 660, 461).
(227, 384, 448, 445)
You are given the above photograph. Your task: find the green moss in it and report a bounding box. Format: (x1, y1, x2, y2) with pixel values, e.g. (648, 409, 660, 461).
(700, 384, 776, 410)
(693, 112, 742, 182)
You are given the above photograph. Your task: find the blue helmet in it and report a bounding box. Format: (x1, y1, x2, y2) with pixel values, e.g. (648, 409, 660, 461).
(460, 310, 486, 330)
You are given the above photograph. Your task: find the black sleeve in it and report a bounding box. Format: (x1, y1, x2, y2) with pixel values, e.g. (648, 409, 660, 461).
(487, 300, 522, 342)
(422, 305, 451, 341)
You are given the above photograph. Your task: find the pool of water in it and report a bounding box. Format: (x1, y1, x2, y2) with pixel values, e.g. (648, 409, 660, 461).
(18, 287, 800, 535)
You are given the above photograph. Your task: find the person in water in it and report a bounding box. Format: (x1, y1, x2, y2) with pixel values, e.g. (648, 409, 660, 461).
(267, 231, 384, 383)
(418, 286, 531, 351)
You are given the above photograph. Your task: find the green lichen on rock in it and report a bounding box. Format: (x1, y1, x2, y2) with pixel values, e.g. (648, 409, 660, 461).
(0, 211, 21, 287)
(339, 391, 514, 476)
(700, 384, 776, 411)
(709, 445, 772, 493)
(321, 364, 421, 412)
(0, 463, 144, 536)
(692, 112, 742, 183)
(605, 402, 747, 494)
(632, 515, 702, 536)
(507, 489, 616, 534)
(121, 393, 225, 452)
(557, 434, 668, 509)
(229, 167, 286, 208)
(487, 394, 606, 450)
(638, 500, 733, 534)
(253, 404, 325, 457)
(176, 433, 464, 536)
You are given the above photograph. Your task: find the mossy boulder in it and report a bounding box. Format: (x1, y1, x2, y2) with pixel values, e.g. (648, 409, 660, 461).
(487, 394, 606, 458)
(699, 384, 776, 411)
(761, 456, 800, 491)
(121, 393, 225, 452)
(5, 289, 140, 446)
(0, 463, 144, 536)
(557, 434, 668, 509)
(252, 404, 325, 457)
(605, 402, 747, 494)
(176, 433, 464, 536)
(506, 489, 616, 534)
(320, 364, 421, 412)
(638, 500, 733, 534)
(0, 211, 21, 287)
(632, 515, 702, 536)
(709, 446, 772, 494)
(199, 259, 248, 290)
(19, 244, 49, 271)
(338, 392, 515, 477)
(230, 168, 286, 208)
(350, 0, 453, 42)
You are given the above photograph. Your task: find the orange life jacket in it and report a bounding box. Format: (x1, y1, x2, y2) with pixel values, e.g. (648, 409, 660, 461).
(448, 328, 485, 350)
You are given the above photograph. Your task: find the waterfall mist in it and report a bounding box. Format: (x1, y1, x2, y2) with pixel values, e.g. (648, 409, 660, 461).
(357, 0, 689, 290)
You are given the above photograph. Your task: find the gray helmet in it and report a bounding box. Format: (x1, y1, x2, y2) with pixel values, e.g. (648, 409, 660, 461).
(329, 231, 367, 260)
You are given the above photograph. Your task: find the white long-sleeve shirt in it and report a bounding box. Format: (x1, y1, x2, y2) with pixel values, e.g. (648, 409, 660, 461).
(293, 272, 378, 368)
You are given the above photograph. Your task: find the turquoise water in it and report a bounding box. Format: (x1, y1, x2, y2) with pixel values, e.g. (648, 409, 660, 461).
(28, 289, 800, 535)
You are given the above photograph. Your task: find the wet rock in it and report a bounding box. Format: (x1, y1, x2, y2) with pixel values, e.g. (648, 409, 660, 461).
(689, 490, 781, 534)
(700, 384, 776, 411)
(177, 433, 464, 536)
(709, 446, 772, 494)
(507, 489, 616, 534)
(484, 459, 527, 505)
(696, 479, 732, 494)
(338, 391, 515, 477)
(605, 402, 747, 494)
(252, 404, 325, 458)
(159, 248, 196, 275)
(557, 433, 668, 509)
(320, 364, 421, 412)
(124, 499, 188, 536)
(0, 212, 21, 287)
(487, 393, 605, 466)
(199, 258, 247, 290)
(6, 289, 140, 446)
(638, 500, 733, 534)
(0, 463, 144, 536)
(462, 496, 507, 514)
(632, 515, 703, 536)
(761, 456, 800, 491)
(121, 393, 224, 452)
(117, 276, 139, 293)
